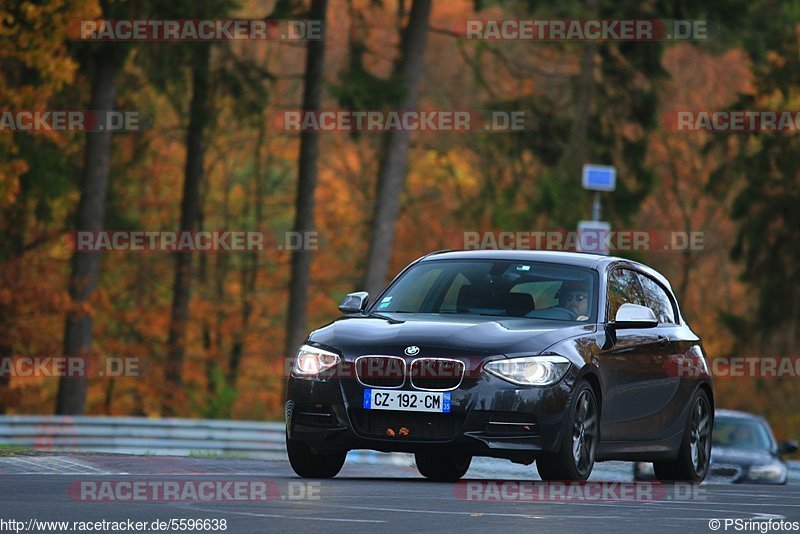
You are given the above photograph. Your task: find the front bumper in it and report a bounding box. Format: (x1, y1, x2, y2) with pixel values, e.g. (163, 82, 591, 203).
(708, 462, 788, 484)
(286, 368, 576, 464)
(635, 461, 788, 484)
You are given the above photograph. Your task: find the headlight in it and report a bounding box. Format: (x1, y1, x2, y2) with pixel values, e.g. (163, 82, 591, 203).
(293, 345, 340, 377)
(484, 355, 571, 386)
(747, 462, 787, 482)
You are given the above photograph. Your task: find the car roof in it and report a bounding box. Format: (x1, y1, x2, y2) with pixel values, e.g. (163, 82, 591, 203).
(419, 249, 630, 270)
(715, 409, 766, 422)
(417, 250, 675, 292)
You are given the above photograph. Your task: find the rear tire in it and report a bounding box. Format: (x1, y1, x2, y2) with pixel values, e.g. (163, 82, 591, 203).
(415, 451, 472, 482)
(537, 381, 598, 481)
(286, 435, 346, 479)
(654, 388, 711, 482)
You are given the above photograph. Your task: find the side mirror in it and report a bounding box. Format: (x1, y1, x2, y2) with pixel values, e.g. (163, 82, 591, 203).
(781, 440, 799, 454)
(338, 291, 369, 314)
(610, 303, 658, 329)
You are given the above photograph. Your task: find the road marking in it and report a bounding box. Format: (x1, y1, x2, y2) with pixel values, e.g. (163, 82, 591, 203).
(1, 457, 73, 473)
(0, 456, 121, 474)
(651, 501, 800, 508)
(314, 500, 793, 522)
(314, 503, 627, 520)
(710, 489, 800, 497)
(184, 506, 386, 523)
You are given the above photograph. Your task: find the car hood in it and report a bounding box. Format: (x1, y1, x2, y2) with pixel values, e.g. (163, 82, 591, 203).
(711, 446, 776, 466)
(307, 313, 596, 357)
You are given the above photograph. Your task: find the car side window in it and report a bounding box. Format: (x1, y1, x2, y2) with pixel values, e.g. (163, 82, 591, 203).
(607, 268, 645, 320)
(636, 273, 677, 324)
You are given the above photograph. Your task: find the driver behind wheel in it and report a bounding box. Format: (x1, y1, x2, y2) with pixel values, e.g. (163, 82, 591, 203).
(732, 424, 757, 448)
(557, 280, 589, 321)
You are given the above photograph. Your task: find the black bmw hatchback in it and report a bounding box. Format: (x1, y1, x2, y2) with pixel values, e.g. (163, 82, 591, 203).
(286, 250, 714, 482)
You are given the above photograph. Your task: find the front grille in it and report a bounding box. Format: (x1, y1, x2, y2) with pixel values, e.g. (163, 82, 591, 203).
(409, 358, 465, 390)
(354, 410, 457, 440)
(355, 356, 405, 388)
(709, 464, 743, 481)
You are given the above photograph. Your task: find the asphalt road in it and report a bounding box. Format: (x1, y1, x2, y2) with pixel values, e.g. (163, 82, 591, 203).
(1, 454, 798, 534)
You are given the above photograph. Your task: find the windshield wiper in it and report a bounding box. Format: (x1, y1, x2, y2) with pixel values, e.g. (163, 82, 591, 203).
(362, 310, 392, 320)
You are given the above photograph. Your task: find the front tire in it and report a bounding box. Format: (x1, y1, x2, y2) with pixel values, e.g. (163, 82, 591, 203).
(415, 451, 472, 482)
(537, 381, 598, 481)
(286, 435, 346, 479)
(654, 388, 712, 482)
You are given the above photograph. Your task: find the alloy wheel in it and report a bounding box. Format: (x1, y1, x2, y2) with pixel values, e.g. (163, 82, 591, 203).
(689, 397, 711, 475)
(571, 389, 598, 476)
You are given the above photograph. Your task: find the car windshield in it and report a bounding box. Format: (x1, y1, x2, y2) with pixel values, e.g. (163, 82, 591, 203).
(712, 417, 775, 451)
(372, 259, 597, 322)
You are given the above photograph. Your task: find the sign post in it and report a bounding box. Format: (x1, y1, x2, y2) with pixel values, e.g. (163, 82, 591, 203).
(580, 164, 616, 254)
(577, 220, 612, 255)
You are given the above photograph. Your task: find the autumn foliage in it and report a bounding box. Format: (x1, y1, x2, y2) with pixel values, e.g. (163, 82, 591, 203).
(0, 0, 798, 444)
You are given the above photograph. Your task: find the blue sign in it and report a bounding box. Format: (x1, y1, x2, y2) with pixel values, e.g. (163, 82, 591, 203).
(582, 164, 616, 192)
(363, 389, 372, 409)
(442, 392, 452, 413)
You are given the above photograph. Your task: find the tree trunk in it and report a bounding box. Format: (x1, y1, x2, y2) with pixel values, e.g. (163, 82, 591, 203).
(558, 40, 595, 173)
(362, 0, 432, 297)
(283, 0, 329, 394)
(55, 41, 122, 415)
(228, 120, 266, 388)
(0, 345, 13, 414)
(163, 43, 211, 416)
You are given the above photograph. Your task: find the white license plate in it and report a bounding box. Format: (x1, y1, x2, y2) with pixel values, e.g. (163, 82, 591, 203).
(363, 389, 451, 413)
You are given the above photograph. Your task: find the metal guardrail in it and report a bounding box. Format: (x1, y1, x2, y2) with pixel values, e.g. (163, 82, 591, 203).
(0, 415, 288, 460)
(1, 415, 797, 479)
(0, 415, 413, 466)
